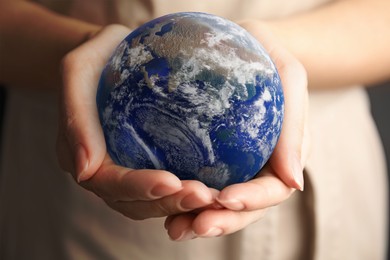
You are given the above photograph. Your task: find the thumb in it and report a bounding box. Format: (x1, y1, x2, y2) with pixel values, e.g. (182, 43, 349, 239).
(239, 21, 309, 191)
(57, 25, 131, 181)
(268, 45, 309, 191)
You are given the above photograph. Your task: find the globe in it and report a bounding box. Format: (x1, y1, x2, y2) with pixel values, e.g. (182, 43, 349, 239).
(97, 12, 284, 190)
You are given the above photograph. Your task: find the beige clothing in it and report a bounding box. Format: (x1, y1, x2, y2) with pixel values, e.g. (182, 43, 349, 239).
(0, 1, 388, 259)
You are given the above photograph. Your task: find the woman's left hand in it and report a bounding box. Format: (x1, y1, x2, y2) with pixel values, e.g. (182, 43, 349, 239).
(164, 20, 310, 241)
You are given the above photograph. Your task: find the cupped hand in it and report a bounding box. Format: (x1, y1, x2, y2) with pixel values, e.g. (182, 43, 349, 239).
(56, 24, 215, 220)
(165, 20, 310, 241)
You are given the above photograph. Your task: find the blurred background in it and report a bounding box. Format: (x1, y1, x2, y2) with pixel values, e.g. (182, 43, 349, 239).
(368, 82, 390, 175)
(0, 86, 5, 150)
(367, 81, 390, 258)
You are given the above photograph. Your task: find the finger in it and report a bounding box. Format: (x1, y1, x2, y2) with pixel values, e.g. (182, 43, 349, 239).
(105, 180, 215, 220)
(57, 25, 130, 181)
(269, 51, 308, 190)
(216, 166, 294, 211)
(164, 214, 197, 241)
(192, 208, 267, 238)
(80, 155, 183, 202)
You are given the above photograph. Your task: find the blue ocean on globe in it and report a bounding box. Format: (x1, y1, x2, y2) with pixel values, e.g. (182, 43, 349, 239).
(97, 12, 284, 190)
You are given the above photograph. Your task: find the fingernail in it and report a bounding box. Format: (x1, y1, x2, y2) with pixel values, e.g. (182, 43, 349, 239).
(75, 144, 89, 182)
(216, 198, 245, 211)
(179, 193, 199, 211)
(293, 158, 304, 191)
(150, 184, 179, 198)
(198, 227, 223, 238)
(174, 229, 197, 241)
(179, 192, 211, 211)
(164, 215, 175, 230)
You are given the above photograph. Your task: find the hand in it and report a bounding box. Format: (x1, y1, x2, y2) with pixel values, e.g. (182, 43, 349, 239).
(56, 24, 215, 220)
(164, 20, 310, 241)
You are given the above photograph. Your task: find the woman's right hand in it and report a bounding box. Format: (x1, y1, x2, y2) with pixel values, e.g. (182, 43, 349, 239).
(164, 20, 310, 241)
(56, 24, 216, 220)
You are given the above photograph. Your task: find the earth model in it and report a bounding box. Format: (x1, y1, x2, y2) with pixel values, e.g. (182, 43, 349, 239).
(97, 12, 284, 190)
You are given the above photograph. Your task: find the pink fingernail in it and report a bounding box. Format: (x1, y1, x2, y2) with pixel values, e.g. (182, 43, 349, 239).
(216, 198, 245, 211)
(199, 227, 223, 238)
(150, 184, 172, 198)
(179, 192, 212, 211)
(175, 229, 196, 241)
(293, 158, 304, 191)
(179, 193, 199, 211)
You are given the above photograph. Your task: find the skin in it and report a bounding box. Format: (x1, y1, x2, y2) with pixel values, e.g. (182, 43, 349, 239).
(0, 0, 389, 241)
